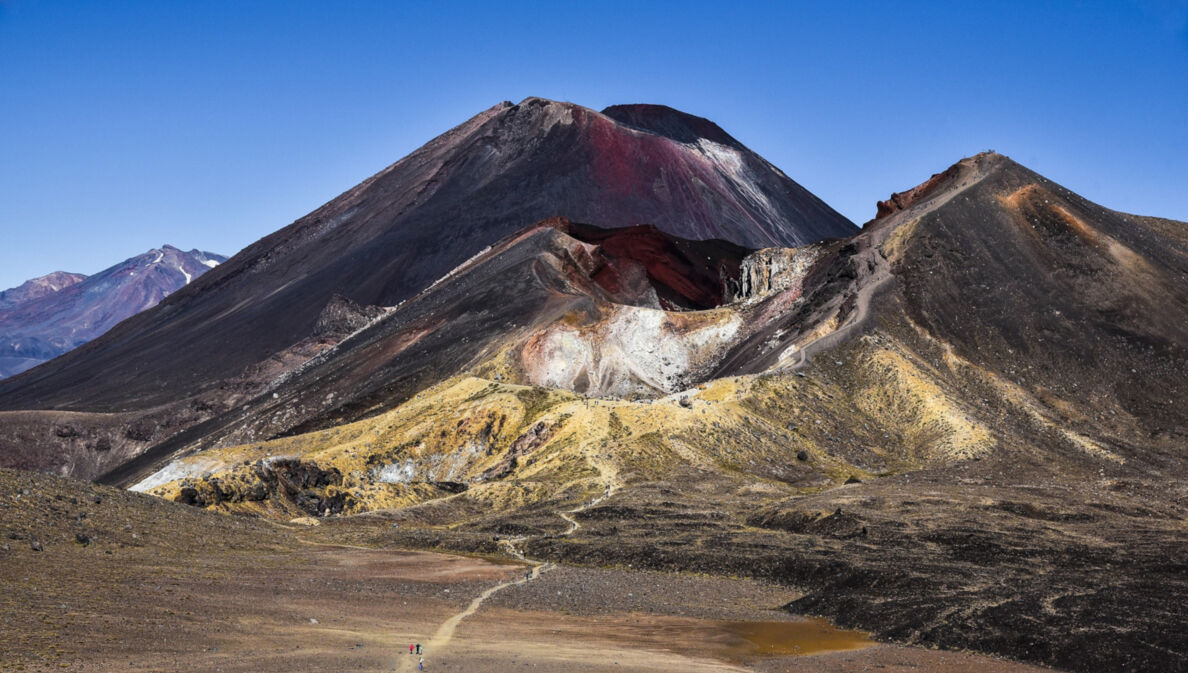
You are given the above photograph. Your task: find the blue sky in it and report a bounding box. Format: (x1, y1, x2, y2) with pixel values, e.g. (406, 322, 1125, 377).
(1, 1, 1185, 290)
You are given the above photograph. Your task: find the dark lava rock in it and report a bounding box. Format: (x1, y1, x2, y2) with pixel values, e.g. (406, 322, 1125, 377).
(176, 487, 206, 507)
(492, 522, 547, 537)
(124, 421, 156, 442)
(431, 481, 469, 494)
(312, 294, 387, 338)
(796, 450, 809, 461)
(845, 475, 862, 484)
(74, 532, 91, 546)
(30, 539, 42, 552)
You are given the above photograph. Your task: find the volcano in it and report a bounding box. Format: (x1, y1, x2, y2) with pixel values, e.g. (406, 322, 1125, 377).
(0, 98, 853, 414)
(1, 99, 1185, 673)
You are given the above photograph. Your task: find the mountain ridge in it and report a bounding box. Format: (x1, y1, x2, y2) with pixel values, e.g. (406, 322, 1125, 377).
(0, 245, 225, 379)
(0, 271, 88, 311)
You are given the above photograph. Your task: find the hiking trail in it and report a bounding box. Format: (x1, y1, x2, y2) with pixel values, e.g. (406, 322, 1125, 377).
(394, 470, 620, 670)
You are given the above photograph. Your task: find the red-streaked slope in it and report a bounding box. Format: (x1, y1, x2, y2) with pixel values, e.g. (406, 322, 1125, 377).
(0, 97, 853, 412)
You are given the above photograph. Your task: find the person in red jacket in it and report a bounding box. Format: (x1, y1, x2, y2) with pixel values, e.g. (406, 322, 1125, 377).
(409, 644, 414, 655)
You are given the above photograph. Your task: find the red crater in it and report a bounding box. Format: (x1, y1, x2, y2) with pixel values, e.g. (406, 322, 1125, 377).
(548, 218, 749, 310)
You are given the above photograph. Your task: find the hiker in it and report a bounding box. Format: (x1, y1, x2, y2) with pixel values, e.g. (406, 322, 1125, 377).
(524, 570, 531, 581)
(418, 656, 424, 670)
(416, 643, 422, 655)
(409, 644, 414, 655)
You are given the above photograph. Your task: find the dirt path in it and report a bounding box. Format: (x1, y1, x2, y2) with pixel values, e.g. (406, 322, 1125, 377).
(399, 469, 620, 669)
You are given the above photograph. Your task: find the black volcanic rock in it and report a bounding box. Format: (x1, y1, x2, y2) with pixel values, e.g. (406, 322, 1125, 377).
(0, 246, 226, 378)
(49, 149, 1186, 673)
(311, 294, 387, 338)
(601, 104, 741, 146)
(0, 97, 854, 411)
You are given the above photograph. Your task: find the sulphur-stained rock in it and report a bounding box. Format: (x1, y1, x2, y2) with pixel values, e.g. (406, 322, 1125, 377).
(0, 105, 1182, 673)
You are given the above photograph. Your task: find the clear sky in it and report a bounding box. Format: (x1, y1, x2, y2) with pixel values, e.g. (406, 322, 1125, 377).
(1, 1, 1185, 290)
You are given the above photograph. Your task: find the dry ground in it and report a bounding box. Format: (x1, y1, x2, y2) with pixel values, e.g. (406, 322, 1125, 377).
(0, 468, 1052, 673)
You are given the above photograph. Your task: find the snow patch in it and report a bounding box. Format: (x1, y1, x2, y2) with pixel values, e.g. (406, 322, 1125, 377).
(201, 259, 219, 268)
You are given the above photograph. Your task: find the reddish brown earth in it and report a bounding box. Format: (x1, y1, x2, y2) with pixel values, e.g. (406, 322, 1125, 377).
(0, 107, 1183, 673)
(556, 219, 748, 309)
(874, 162, 963, 219)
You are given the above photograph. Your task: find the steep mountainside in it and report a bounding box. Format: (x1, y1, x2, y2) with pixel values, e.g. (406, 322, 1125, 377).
(122, 153, 1186, 673)
(0, 97, 854, 412)
(0, 246, 225, 378)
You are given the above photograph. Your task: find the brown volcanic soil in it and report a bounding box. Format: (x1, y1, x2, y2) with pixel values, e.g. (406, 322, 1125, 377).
(324, 456, 1186, 673)
(0, 467, 1054, 673)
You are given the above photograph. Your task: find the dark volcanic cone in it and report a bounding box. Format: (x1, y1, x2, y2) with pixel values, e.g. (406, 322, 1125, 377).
(0, 97, 853, 411)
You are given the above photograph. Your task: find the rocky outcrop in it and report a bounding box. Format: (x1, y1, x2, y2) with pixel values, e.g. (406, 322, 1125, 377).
(312, 294, 388, 337)
(725, 248, 819, 302)
(874, 161, 964, 219)
(172, 457, 351, 516)
(478, 421, 553, 481)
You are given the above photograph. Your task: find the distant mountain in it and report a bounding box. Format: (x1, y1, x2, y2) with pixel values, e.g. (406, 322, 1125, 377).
(0, 271, 87, 310)
(0, 245, 226, 378)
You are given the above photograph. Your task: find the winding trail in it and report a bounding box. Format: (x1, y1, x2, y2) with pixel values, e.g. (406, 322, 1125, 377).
(395, 473, 620, 671)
